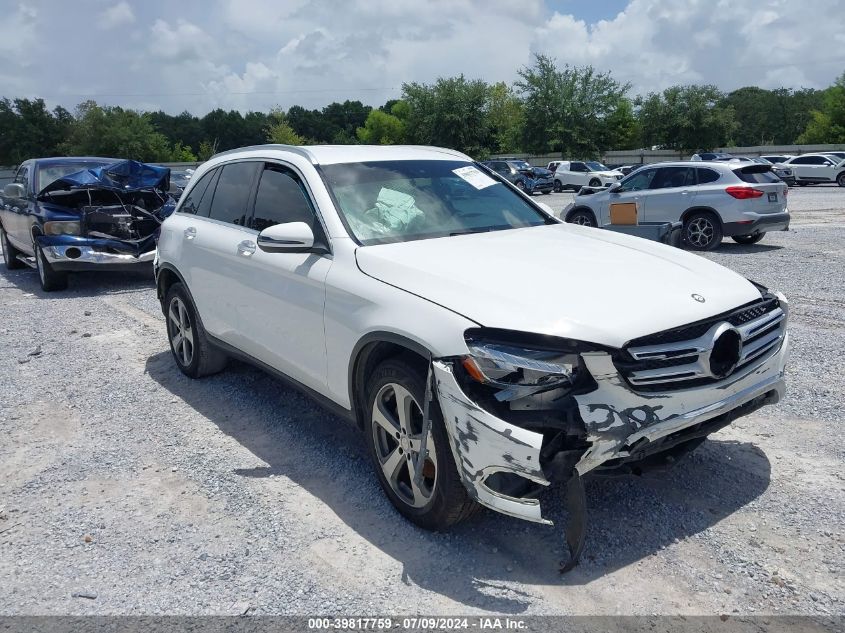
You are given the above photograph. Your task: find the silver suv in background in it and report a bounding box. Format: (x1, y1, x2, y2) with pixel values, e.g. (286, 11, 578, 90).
(562, 161, 789, 250)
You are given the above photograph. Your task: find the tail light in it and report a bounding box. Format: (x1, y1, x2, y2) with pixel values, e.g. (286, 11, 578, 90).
(725, 186, 764, 199)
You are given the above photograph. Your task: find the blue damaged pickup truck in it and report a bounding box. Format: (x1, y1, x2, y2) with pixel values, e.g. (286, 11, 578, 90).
(0, 157, 175, 291)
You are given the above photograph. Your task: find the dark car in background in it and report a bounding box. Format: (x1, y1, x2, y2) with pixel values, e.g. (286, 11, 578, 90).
(481, 159, 554, 194)
(0, 157, 175, 291)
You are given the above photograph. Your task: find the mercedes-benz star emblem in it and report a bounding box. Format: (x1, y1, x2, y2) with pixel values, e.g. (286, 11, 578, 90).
(709, 324, 743, 379)
(692, 293, 706, 303)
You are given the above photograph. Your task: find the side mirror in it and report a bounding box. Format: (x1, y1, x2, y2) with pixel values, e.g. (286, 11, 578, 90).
(608, 182, 622, 193)
(257, 221, 315, 252)
(3, 183, 25, 199)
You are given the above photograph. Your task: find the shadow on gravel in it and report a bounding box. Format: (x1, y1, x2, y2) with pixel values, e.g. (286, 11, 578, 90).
(716, 242, 784, 254)
(0, 263, 154, 298)
(145, 351, 771, 612)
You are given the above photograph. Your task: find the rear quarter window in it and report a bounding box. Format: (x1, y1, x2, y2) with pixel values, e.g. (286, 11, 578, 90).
(696, 168, 721, 184)
(733, 168, 780, 184)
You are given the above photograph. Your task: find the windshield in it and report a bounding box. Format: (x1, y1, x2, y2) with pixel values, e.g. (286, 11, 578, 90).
(586, 161, 609, 171)
(752, 157, 772, 164)
(38, 161, 114, 191)
(321, 160, 551, 245)
(512, 160, 533, 170)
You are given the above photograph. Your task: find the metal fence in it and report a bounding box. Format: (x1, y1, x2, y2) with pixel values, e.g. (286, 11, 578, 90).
(493, 144, 845, 167)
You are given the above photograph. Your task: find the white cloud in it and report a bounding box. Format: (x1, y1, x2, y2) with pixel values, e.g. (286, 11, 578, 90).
(3, 0, 844, 114)
(98, 2, 135, 30)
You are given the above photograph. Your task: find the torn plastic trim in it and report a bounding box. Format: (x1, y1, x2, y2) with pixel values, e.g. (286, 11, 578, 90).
(572, 334, 789, 475)
(432, 359, 553, 524)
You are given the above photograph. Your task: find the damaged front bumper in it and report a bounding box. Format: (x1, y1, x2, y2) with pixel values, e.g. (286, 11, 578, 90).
(432, 332, 789, 524)
(37, 235, 157, 272)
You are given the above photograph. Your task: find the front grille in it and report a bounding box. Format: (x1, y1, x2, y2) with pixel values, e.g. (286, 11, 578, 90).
(615, 298, 785, 392)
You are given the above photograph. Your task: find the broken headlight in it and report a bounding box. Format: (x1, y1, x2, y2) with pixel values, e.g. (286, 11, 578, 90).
(462, 337, 588, 402)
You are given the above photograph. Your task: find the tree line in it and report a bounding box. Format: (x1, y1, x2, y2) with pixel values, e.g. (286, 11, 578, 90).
(2, 55, 843, 166)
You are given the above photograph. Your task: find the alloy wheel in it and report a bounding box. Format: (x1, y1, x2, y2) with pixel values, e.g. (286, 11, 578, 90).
(168, 296, 195, 367)
(686, 217, 714, 248)
(371, 382, 438, 509)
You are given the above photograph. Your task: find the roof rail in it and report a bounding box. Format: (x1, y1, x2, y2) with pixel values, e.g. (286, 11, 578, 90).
(210, 144, 317, 163)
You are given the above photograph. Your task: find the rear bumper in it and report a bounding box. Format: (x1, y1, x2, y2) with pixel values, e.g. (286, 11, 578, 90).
(723, 211, 790, 236)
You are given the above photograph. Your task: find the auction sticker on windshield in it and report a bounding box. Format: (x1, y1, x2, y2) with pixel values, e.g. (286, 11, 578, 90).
(453, 165, 497, 189)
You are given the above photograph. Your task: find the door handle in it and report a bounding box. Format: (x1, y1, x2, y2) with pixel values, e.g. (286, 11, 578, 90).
(237, 240, 256, 256)
(681, 190, 690, 195)
(183, 226, 196, 240)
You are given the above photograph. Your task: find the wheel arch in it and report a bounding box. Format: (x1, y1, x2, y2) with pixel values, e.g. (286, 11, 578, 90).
(680, 206, 723, 227)
(564, 206, 597, 223)
(156, 263, 190, 314)
(348, 332, 432, 430)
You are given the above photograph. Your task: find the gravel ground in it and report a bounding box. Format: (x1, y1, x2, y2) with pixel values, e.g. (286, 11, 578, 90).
(1, 186, 843, 616)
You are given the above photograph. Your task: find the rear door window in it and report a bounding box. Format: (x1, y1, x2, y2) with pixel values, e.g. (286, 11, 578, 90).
(696, 168, 721, 184)
(207, 162, 260, 226)
(649, 167, 696, 189)
(179, 168, 217, 215)
(250, 164, 319, 232)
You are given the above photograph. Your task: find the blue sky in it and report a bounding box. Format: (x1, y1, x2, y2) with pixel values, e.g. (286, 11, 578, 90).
(1, 0, 843, 115)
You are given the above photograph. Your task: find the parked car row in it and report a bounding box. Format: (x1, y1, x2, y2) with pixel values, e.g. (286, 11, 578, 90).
(1, 144, 791, 572)
(691, 150, 845, 187)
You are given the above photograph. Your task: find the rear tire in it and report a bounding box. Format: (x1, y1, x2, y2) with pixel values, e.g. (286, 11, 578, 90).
(567, 210, 598, 227)
(1, 226, 24, 270)
(732, 232, 766, 245)
(365, 358, 479, 530)
(164, 282, 228, 378)
(34, 243, 68, 291)
(683, 212, 723, 251)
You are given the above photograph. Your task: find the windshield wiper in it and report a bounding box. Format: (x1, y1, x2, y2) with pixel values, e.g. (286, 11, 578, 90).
(449, 227, 495, 236)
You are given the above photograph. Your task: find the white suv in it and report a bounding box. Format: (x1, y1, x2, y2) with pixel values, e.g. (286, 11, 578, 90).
(551, 160, 623, 192)
(155, 145, 789, 567)
(777, 154, 845, 187)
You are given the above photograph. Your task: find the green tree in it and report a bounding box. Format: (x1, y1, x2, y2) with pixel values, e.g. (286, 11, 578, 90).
(266, 108, 304, 145)
(636, 85, 737, 152)
(515, 54, 631, 157)
(356, 108, 405, 144)
(402, 76, 492, 156)
(797, 73, 845, 143)
(488, 82, 524, 154)
(197, 139, 218, 161)
(61, 101, 192, 161)
(0, 98, 71, 164)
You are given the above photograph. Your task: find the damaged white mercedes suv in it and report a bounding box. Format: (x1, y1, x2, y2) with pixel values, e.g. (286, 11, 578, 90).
(155, 145, 789, 569)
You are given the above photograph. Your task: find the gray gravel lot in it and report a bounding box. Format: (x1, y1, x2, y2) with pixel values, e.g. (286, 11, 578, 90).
(1, 186, 843, 616)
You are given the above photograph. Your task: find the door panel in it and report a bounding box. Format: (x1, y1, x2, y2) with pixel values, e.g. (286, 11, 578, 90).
(642, 166, 697, 223)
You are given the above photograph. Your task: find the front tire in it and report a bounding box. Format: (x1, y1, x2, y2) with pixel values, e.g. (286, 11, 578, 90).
(683, 212, 723, 251)
(34, 243, 68, 291)
(553, 179, 563, 193)
(567, 210, 598, 227)
(588, 178, 601, 187)
(1, 226, 24, 270)
(164, 282, 227, 378)
(837, 172, 845, 187)
(365, 358, 478, 530)
(732, 232, 766, 245)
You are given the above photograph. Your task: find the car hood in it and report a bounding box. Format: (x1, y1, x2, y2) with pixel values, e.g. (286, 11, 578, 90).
(355, 224, 762, 348)
(596, 170, 622, 178)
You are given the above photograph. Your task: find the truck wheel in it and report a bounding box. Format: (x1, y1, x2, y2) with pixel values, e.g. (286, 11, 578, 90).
(567, 210, 598, 227)
(365, 358, 479, 530)
(34, 244, 68, 291)
(732, 232, 766, 245)
(516, 180, 526, 191)
(164, 282, 228, 378)
(588, 178, 601, 187)
(1, 226, 24, 270)
(683, 212, 723, 251)
(553, 179, 563, 192)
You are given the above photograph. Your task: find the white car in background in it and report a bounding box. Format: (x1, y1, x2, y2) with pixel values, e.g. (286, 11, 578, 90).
(777, 154, 845, 187)
(551, 160, 623, 192)
(154, 144, 789, 569)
